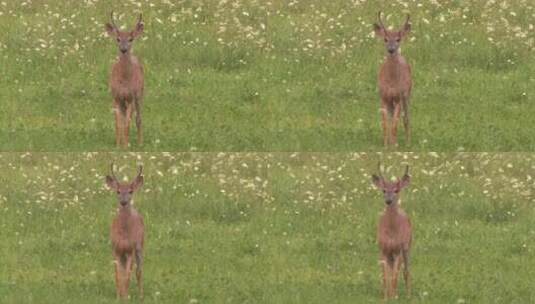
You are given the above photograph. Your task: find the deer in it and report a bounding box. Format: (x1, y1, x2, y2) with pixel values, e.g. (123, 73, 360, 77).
(105, 164, 145, 300)
(371, 163, 412, 300)
(373, 12, 412, 147)
(105, 12, 145, 148)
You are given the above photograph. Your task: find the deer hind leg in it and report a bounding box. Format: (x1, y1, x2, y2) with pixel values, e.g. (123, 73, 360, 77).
(391, 102, 401, 147)
(135, 247, 144, 299)
(402, 98, 411, 145)
(134, 98, 143, 146)
(402, 249, 411, 298)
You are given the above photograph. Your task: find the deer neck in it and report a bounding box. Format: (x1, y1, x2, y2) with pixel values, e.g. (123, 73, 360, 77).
(117, 205, 133, 230)
(118, 53, 134, 80)
(384, 54, 404, 83)
(384, 203, 401, 230)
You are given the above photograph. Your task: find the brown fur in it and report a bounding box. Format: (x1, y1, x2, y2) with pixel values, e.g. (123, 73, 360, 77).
(372, 164, 412, 300)
(106, 13, 145, 148)
(106, 164, 144, 300)
(374, 12, 412, 147)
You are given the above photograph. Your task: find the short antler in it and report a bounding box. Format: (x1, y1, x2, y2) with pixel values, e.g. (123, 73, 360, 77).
(138, 13, 143, 24)
(377, 11, 385, 28)
(137, 165, 143, 177)
(403, 165, 409, 176)
(110, 11, 118, 29)
(110, 163, 118, 180)
(404, 14, 410, 25)
(377, 161, 384, 179)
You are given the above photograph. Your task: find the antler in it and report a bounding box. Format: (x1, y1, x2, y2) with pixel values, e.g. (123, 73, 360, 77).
(404, 14, 410, 25)
(403, 165, 410, 176)
(138, 13, 143, 24)
(110, 11, 118, 28)
(110, 163, 118, 180)
(377, 161, 384, 179)
(137, 165, 143, 177)
(377, 11, 386, 29)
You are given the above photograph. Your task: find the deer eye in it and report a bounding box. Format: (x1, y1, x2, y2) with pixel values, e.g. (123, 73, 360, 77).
(128, 37, 133, 42)
(129, 190, 133, 194)
(116, 190, 120, 194)
(384, 38, 387, 42)
(396, 38, 401, 42)
(116, 38, 120, 42)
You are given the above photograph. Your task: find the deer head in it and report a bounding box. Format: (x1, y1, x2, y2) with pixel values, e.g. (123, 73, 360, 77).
(372, 163, 410, 205)
(373, 12, 411, 55)
(106, 164, 144, 207)
(105, 12, 144, 54)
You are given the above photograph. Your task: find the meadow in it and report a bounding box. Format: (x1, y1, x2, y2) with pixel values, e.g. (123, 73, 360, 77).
(1, 152, 535, 303)
(0, 0, 534, 151)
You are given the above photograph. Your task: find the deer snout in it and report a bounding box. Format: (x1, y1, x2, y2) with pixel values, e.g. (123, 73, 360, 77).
(387, 47, 396, 54)
(120, 199, 129, 206)
(385, 199, 393, 205)
(120, 47, 128, 54)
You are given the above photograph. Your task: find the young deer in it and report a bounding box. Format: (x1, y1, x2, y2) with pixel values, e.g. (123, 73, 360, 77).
(105, 12, 145, 148)
(371, 164, 412, 300)
(373, 12, 412, 147)
(105, 164, 144, 300)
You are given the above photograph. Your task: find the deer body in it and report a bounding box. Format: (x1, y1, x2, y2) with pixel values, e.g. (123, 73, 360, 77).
(106, 13, 144, 148)
(374, 12, 412, 147)
(372, 164, 412, 300)
(106, 165, 145, 300)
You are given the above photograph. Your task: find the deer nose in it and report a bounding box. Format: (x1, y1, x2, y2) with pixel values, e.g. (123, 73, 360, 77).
(385, 199, 393, 205)
(387, 48, 396, 54)
(120, 48, 128, 54)
(120, 200, 128, 206)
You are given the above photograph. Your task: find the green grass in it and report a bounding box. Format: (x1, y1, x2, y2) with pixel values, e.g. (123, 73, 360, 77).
(0, 1, 534, 151)
(1, 152, 535, 303)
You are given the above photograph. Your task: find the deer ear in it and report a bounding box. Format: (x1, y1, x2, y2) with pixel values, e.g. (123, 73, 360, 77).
(373, 23, 385, 38)
(106, 175, 119, 190)
(105, 23, 117, 36)
(372, 174, 384, 188)
(131, 175, 144, 191)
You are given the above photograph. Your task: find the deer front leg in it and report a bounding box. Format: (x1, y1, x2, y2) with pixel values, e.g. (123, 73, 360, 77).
(380, 103, 389, 147)
(113, 254, 121, 300)
(380, 256, 389, 300)
(124, 104, 134, 148)
(113, 102, 122, 147)
(124, 253, 134, 298)
(391, 103, 401, 146)
(134, 98, 143, 146)
(391, 255, 402, 299)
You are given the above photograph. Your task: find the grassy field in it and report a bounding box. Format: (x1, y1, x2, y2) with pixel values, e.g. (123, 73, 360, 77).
(0, 1, 534, 151)
(1, 152, 535, 303)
